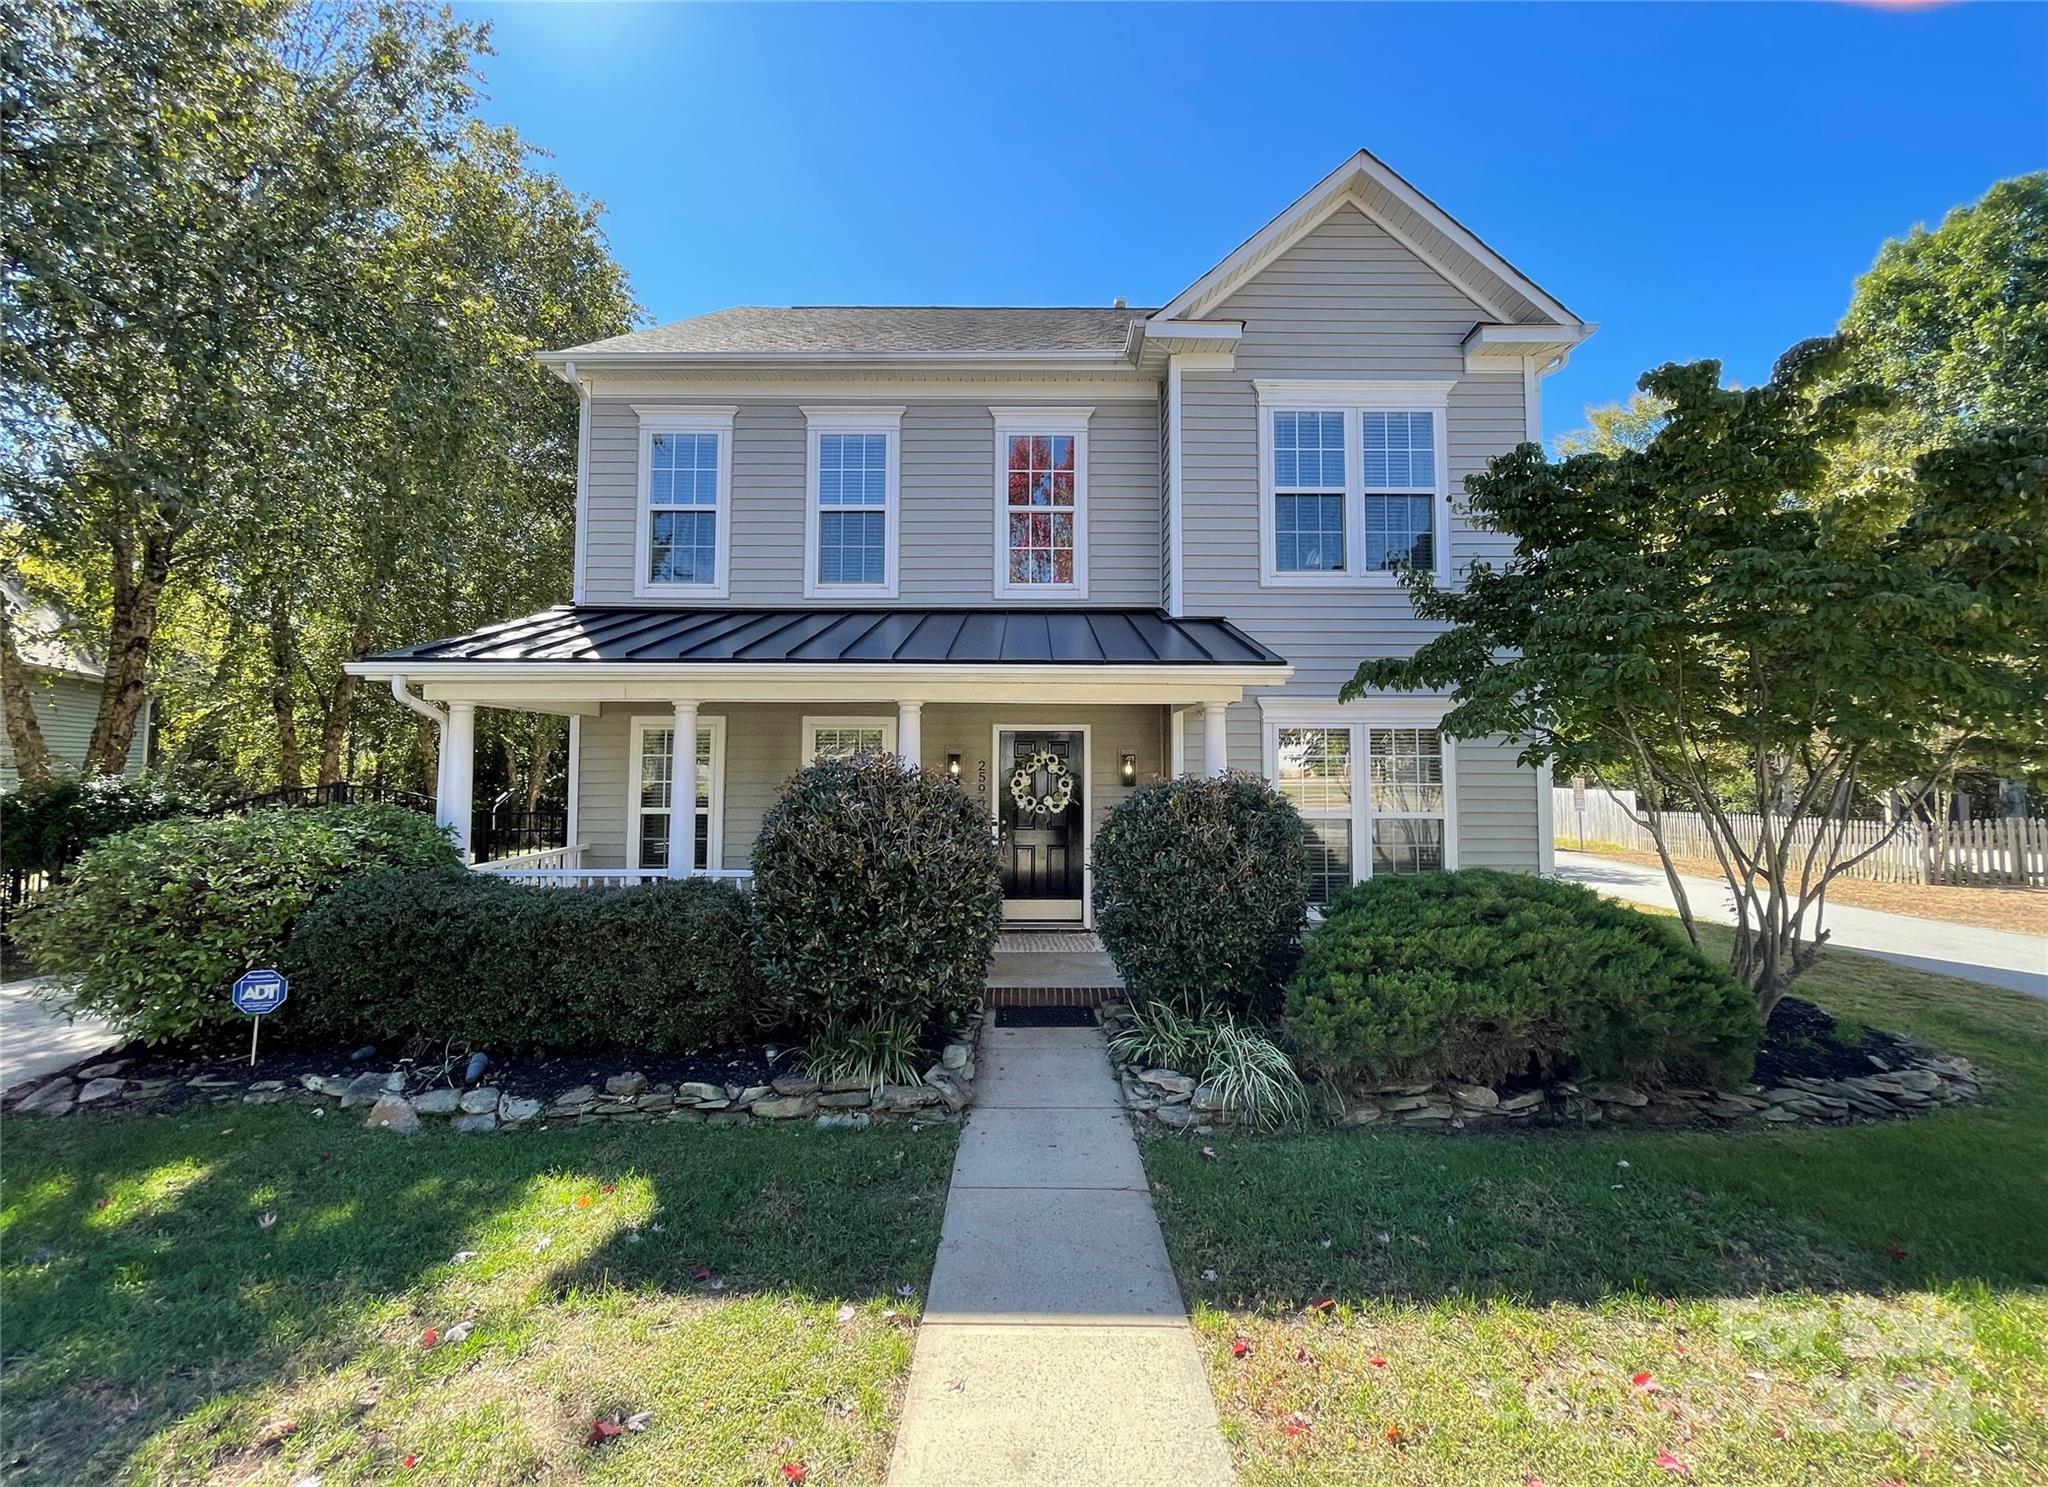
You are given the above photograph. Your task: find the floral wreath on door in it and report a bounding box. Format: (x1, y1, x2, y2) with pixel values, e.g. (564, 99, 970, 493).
(1009, 749, 1076, 817)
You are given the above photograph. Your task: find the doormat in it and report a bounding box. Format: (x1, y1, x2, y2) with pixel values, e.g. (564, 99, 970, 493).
(995, 1005, 1099, 1029)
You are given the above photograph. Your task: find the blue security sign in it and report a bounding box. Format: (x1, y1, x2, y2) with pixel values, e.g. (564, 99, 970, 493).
(231, 968, 289, 1016)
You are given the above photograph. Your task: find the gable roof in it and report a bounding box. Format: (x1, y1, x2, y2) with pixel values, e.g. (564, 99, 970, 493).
(1148, 148, 1585, 330)
(2, 576, 104, 680)
(546, 306, 1151, 362)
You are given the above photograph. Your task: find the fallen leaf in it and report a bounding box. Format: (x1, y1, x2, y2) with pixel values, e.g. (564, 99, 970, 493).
(836, 1303, 858, 1323)
(418, 1328, 438, 1349)
(691, 1263, 713, 1283)
(602, 1182, 617, 1194)
(1295, 1346, 1311, 1364)
(1384, 1423, 1405, 1445)
(1200, 1268, 1218, 1283)
(1200, 1146, 1218, 1160)
(533, 1236, 554, 1253)
(780, 1464, 807, 1483)
(400, 1455, 417, 1470)
(95, 1197, 110, 1211)
(1230, 1336, 1250, 1358)
(1655, 1448, 1689, 1475)
(1307, 1297, 1335, 1314)
(253, 1418, 298, 1448)
(1369, 1356, 1388, 1368)
(1526, 1478, 1547, 1487)
(450, 1250, 478, 1264)
(1282, 1412, 1312, 1437)
(576, 1194, 592, 1208)
(1886, 1242, 1907, 1262)
(1632, 1371, 1660, 1393)
(586, 1419, 626, 1448)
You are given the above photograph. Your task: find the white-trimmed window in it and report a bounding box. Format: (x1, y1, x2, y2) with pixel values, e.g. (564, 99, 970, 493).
(627, 716, 725, 872)
(1255, 381, 1453, 588)
(805, 407, 902, 598)
(991, 406, 1091, 597)
(1263, 705, 1457, 905)
(635, 406, 735, 599)
(804, 715, 897, 762)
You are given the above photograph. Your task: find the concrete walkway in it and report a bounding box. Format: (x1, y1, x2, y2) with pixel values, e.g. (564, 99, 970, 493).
(1555, 850, 2048, 1000)
(1, 976, 117, 1094)
(887, 1024, 1233, 1486)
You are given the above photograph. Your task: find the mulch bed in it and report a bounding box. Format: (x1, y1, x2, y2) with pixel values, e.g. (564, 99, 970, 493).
(1752, 995, 1927, 1085)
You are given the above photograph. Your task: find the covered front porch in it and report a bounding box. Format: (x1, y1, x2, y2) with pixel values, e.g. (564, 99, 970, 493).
(347, 605, 1291, 928)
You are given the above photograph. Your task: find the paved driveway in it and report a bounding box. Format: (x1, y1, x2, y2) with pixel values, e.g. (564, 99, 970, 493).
(1554, 850, 2048, 1000)
(1, 977, 119, 1093)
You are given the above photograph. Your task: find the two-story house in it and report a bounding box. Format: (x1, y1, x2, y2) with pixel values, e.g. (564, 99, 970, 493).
(350, 150, 1591, 926)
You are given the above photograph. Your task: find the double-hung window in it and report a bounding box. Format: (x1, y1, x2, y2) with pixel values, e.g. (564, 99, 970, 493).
(635, 406, 735, 598)
(1256, 381, 1453, 587)
(628, 716, 725, 873)
(804, 716, 897, 762)
(1265, 708, 1457, 906)
(805, 407, 902, 597)
(991, 407, 1090, 597)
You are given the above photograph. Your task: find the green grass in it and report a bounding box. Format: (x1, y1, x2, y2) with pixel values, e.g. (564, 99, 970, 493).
(0, 1109, 958, 1486)
(1143, 926, 2048, 1485)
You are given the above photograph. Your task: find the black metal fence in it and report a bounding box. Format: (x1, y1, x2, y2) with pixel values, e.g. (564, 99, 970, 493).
(226, 780, 437, 815)
(469, 808, 570, 864)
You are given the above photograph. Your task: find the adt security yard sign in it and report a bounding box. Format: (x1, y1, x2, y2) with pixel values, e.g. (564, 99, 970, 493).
(232, 969, 288, 1064)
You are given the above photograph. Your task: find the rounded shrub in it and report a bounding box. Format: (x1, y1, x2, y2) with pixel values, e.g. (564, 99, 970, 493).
(282, 871, 762, 1053)
(1091, 773, 1309, 1016)
(752, 753, 1002, 1031)
(13, 804, 457, 1044)
(1283, 869, 1761, 1092)
(0, 773, 206, 878)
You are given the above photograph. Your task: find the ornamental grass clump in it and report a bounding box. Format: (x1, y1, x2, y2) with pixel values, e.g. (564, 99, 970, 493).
(1283, 869, 1761, 1094)
(1092, 774, 1309, 1017)
(752, 752, 1003, 1034)
(1111, 999, 1312, 1132)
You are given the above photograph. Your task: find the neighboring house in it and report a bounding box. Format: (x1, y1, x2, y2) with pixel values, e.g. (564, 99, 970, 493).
(0, 579, 150, 792)
(349, 150, 1592, 925)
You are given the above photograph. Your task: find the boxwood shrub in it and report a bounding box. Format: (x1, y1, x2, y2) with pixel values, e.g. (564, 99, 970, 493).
(1091, 773, 1309, 1016)
(752, 753, 1003, 1031)
(280, 871, 762, 1053)
(1283, 869, 1761, 1091)
(13, 805, 457, 1044)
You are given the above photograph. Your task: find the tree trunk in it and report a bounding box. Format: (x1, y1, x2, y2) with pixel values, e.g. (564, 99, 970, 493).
(0, 602, 56, 787)
(267, 591, 303, 792)
(315, 610, 377, 787)
(83, 528, 171, 776)
(524, 714, 557, 812)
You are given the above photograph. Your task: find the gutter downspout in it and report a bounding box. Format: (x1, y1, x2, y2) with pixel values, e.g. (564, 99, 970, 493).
(388, 675, 451, 818)
(566, 359, 590, 605)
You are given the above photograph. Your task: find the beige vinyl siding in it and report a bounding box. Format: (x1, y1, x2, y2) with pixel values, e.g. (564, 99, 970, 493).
(582, 398, 1162, 607)
(1179, 202, 1541, 869)
(0, 674, 147, 791)
(572, 701, 1168, 871)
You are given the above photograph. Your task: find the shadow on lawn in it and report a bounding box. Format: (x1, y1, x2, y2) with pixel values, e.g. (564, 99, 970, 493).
(0, 1107, 952, 1485)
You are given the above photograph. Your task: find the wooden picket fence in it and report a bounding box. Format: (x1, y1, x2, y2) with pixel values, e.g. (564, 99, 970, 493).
(1552, 787, 2048, 888)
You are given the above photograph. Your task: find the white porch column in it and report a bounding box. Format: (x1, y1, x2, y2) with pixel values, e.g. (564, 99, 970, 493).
(1203, 700, 1230, 778)
(442, 702, 476, 860)
(897, 700, 924, 770)
(668, 700, 698, 879)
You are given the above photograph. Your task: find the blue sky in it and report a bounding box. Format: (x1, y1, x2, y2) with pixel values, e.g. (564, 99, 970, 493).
(455, 1, 2046, 442)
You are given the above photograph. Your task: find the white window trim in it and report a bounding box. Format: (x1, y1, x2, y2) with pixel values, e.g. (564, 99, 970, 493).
(626, 713, 727, 872)
(1259, 697, 1459, 894)
(803, 406, 904, 599)
(990, 406, 1092, 599)
(1254, 380, 1453, 590)
(633, 405, 736, 600)
(802, 714, 899, 762)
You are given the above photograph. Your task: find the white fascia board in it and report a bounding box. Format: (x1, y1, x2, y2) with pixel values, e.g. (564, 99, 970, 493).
(535, 348, 1136, 369)
(346, 659, 1291, 688)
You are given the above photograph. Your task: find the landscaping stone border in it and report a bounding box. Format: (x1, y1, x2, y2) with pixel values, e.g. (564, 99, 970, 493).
(3, 1005, 985, 1135)
(1099, 1002, 1982, 1134)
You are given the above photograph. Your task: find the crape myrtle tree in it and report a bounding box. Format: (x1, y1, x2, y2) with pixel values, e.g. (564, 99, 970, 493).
(1347, 340, 2047, 1022)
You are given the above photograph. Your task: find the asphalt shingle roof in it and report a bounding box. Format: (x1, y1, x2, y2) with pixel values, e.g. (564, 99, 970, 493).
(368, 606, 1286, 669)
(554, 306, 1154, 358)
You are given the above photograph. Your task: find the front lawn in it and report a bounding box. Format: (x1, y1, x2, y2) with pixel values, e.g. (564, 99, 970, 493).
(1144, 926, 2048, 1485)
(0, 1111, 958, 1486)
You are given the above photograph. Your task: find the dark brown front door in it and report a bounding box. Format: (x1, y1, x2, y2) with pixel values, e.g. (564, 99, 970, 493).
(998, 730, 1085, 919)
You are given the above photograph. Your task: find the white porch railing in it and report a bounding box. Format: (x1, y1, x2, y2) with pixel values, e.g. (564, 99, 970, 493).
(472, 846, 754, 892)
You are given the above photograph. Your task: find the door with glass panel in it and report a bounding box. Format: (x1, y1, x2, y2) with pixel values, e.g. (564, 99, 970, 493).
(997, 730, 1086, 921)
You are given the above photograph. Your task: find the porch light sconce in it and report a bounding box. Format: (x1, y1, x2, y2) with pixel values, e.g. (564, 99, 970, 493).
(1120, 751, 1138, 785)
(947, 753, 962, 780)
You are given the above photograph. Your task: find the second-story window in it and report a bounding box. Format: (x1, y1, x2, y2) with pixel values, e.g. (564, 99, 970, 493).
(1255, 381, 1453, 589)
(634, 405, 735, 599)
(805, 407, 902, 598)
(991, 407, 1091, 597)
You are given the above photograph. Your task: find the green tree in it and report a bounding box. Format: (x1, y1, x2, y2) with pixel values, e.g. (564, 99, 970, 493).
(1554, 390, 1670, 456)
(1347, 342, 2046, 1021)
(1, 0, 481, 776)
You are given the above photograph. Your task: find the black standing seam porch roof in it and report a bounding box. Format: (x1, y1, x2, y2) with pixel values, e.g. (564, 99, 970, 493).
(365, 606, 1291, 669)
